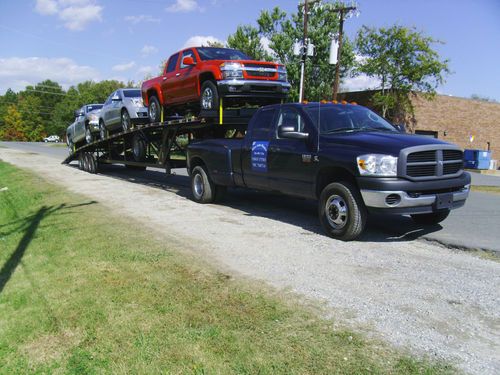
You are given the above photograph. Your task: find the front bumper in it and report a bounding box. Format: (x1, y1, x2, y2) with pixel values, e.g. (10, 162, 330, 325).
(357, 172, 471, 214)
(217, 79, 291, 98)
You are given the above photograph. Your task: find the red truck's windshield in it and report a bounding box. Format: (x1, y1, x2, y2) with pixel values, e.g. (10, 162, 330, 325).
(196, 47, 251, 61)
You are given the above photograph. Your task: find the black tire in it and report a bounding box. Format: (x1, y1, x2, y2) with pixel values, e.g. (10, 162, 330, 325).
(148, 95, 161, 123)
(78, 153, 84, 170)
(82, 153, 90, 172)
(99, 120, 107, 140)
(132, 134, 146, 162)
(318, 181, 367, 241)
(411, 210, 450, 225)
(85, 126, 93, 144)
(121, 109, 132, 132)
(190, 165, 224, 203)
(88, 153, 97, 174)
(200, 81, 219, 111)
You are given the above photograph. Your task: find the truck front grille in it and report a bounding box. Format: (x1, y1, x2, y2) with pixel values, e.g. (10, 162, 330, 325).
(402, 147, 463, 180)
(243, 64, 277, 79)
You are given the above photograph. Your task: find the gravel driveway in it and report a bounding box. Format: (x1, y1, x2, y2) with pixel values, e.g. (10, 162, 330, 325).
(1, 147, 499, 375)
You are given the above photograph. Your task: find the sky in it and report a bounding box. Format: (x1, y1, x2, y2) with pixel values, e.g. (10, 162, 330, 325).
(0, 0, 499, 100)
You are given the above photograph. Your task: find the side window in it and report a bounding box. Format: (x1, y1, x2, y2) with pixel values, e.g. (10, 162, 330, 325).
(104, 92, 114, 106)
(165, 53, 179, 73)
(180, 49, 197, 69)
(276, 108, 306, 135)
(251, 108, 276, 139)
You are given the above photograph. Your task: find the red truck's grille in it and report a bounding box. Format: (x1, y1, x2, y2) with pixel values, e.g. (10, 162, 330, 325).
(243, 64, 277, 79)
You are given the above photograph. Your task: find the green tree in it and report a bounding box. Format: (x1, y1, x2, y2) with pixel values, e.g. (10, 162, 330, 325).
(23, 80, 64, 134)
(18, 95, 45, 141)
(355, 25, 449, 129)
(227, 3, 355, 102)
(1, 105, 25, 141)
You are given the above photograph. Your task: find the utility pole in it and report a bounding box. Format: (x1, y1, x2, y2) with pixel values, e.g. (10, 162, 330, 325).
(331, 4, 356, 101)
(299, 0, 321, 102)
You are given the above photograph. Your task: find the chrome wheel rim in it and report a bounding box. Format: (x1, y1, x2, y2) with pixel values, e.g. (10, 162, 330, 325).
(85, 128, 92, 143)
(201, 87, 213, 110)
(100, 124, 106, 139)
(325, 194, 348, 229)
(193, 173, 204, 199)
(122, 111, 130, 131)
(149, 101, 158, 121)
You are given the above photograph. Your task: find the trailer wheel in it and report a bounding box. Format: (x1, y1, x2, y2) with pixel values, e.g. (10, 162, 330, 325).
(200, 81, 219, 111)
(78, 153, 84, 170)
(82, 153, 90, 172)
(88, 153, 98, 174)
(132, 134, 146, 162)
(191, 165, 223, 203)
(411, 210, 450, 225)
(318, 181, 367, 241)
(148, 95, 161, 123)
(85, 126, 94, 144)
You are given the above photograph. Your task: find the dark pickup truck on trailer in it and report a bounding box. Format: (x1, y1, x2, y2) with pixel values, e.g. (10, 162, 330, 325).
(187, 102, 470, 240)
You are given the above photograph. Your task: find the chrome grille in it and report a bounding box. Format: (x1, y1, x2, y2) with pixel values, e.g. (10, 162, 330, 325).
(402, 147, 463, 180)
(243, 64, 277, 79)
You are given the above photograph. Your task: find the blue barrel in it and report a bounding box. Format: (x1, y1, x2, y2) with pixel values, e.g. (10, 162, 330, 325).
(464, 149, 491, 169)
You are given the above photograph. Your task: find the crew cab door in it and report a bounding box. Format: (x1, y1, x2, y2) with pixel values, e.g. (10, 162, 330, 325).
(266, 106, 317, 198)
(161, 53, 181, 105)
(176, 49, 199, 102)
(241, 107, 277, 190)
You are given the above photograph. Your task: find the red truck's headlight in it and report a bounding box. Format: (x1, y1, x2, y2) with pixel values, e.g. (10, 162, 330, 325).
(220, 62, 243, 79)
(278, 65, 287, 81)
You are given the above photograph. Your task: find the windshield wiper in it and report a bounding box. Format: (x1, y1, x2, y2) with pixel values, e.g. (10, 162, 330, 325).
(322, 127, 359, 134)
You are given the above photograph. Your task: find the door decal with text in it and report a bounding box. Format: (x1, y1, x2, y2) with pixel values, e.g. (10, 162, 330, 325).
(251, 141, 269, 172)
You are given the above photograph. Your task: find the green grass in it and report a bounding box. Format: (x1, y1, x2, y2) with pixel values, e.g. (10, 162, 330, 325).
(471, 185, 500, 194)
(0, 161, 456, 374)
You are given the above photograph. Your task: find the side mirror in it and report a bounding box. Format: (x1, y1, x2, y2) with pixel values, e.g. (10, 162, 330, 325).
(74, 110, 83, 117)
(182, 56, 195, 66)
(278, 125, 309, 140)
(393, 123, 406, 133)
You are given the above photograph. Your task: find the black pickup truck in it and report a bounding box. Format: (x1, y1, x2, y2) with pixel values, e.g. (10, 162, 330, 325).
(187, 102, 470, 240)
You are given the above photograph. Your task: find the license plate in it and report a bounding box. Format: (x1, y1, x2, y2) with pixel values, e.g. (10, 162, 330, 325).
(435, 193, 453, 209)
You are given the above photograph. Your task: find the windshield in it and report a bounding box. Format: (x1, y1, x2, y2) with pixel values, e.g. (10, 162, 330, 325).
(305, 105, 397, 134)
(86, 104, 102, 112)
(196, 47, 251, 61)
(123, 89, 141, 98)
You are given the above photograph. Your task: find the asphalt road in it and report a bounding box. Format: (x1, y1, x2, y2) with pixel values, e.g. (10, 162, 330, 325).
(2, 141, 500, 253)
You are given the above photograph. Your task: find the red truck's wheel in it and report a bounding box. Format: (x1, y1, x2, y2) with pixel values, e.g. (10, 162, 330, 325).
(148, 95, 161, 123)
(200, 81, 219, 111)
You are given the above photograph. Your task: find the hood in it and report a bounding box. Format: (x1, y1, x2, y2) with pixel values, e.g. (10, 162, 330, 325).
(321, 131, 453, 155)
(88, 109, 101, 115)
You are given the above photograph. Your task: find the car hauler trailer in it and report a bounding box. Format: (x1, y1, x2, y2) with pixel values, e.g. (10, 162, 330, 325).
(62, 108, 255, 174)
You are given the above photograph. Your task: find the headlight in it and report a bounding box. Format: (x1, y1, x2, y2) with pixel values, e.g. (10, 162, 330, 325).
(277, 65, 287, 81)
(131, 98, 143, 107)
(357, 154, 398, 176)
(220, 62, 243, 79)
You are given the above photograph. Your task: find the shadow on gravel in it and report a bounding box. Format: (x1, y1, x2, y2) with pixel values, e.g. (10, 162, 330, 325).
(68, 163, 443, 243)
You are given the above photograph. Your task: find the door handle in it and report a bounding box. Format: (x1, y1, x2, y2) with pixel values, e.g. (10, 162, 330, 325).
(162, 77, 167, 81)
(269, 146, 281, 152)
(175, 73, 181, 77)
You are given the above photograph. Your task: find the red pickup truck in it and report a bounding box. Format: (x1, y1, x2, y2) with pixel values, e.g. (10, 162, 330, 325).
(141, 47, 290, 121)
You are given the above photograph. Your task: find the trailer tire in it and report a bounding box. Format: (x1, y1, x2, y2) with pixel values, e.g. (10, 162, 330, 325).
(318, 181, 367, 241)
(78, 153, 84, 170)
(191, 165, 223, 203)
(148, 95, 161, 123)
(132, 134, 147, 162)
(82, 153, 90, 172)
(411, 210, 450, 225)
(88, 153, 97, 174)
(200, 81, 219, 111)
